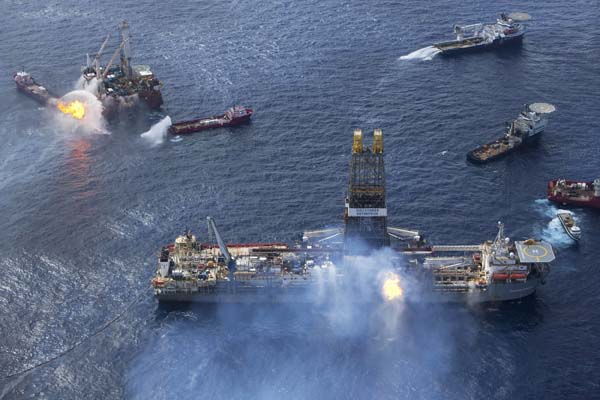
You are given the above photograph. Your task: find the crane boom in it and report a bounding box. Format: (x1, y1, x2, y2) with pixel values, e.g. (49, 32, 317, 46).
(101, 40, 127, 80)
(94, 34, 111, 77)
(206, 217, 232, 264)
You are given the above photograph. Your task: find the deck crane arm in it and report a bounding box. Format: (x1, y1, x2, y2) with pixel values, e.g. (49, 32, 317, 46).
(206, 217, 236, 271)
(94, 34, 111, 77)
(101, 40, 127, 80)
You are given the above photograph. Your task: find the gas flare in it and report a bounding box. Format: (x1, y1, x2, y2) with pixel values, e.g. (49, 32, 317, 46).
(382, 273, 403, 301)
(57, 100, 86, 120)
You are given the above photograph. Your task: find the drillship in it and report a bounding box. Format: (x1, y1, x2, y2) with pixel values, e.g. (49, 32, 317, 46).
(81, 21, 163, 114)
(151, 129, 554, 303)
(467, 103, 556, 164)
(433, 13, 531, 55)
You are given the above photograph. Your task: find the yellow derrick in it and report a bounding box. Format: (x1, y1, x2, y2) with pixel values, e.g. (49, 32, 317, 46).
(352, 129, 363, 154)
(373, 128, 383, 154)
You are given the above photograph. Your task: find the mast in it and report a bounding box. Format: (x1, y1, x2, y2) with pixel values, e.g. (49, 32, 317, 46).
(344, 129, 389, 255)
(119, 21, 133, 79)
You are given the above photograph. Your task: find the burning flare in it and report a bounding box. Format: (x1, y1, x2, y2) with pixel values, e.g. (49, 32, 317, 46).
(57, 100, 86, 120)
(382, 273, 403, 301)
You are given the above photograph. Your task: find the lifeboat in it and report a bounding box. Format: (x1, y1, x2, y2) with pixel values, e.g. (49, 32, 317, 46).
(152, 277, 166, 287)
(492, 273, 509, 281)
(509, 273, 527, 280)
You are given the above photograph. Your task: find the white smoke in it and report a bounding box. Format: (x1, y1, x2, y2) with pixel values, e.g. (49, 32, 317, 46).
(399, 45, 441, 61)
(141, 116, 172, 146)
(52, 90, 107, 134)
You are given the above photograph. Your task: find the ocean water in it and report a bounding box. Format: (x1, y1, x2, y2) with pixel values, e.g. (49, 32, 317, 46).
(1, 0, 599, 398)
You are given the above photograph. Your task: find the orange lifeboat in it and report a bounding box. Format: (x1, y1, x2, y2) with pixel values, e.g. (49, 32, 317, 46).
(492, 273, 509, 281)
(152, 277, 166, 287)
(510, 273, 527, 280)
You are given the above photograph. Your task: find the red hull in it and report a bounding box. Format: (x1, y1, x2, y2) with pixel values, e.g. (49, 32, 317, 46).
(547, 179, 600, 209)
(169, 107, 253, 135)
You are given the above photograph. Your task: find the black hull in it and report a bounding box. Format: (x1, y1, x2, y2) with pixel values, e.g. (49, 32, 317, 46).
(436, 34, 523, 56)
(466, 147, 515, 164)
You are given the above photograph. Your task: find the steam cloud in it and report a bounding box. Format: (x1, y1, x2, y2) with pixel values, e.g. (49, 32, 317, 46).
(125, 245, 475, 399)
(53, 89, 107, 134)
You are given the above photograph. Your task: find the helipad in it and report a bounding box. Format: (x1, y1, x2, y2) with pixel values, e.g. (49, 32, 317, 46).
(515, 241, 556, 263)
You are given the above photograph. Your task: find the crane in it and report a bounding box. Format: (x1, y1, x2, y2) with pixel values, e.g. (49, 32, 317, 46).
(100, 40, 127, 80)
(206, 217, 236, 276)
(94, 34, 111, 78)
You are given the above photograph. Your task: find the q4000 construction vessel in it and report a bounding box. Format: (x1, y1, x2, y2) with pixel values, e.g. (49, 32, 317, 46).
(80, 21, 163, 114)
(151, 129, 554, 303)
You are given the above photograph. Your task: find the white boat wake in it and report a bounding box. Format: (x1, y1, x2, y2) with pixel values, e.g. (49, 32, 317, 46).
(399, 45, 441, 61)
(532, 199, 578, 247)
(141, 116, 172, 146)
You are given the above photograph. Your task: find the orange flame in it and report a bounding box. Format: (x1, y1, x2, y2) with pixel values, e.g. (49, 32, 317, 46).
(382, 273, 403, 301)
(57, 100, 86, 120)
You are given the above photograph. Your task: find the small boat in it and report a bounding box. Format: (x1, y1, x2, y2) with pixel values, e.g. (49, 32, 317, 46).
(557, 211, 581, 241)
(169, 106, 253, 135)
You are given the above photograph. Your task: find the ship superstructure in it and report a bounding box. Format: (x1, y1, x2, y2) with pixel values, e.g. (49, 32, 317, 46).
(419, 222, 554, 302)
(81, 21, 163, 113)
(467, 103, 556, 163)
(152, 219, 315, 302)
(433, 13, 531, 55)
(548, 179, 600, 209)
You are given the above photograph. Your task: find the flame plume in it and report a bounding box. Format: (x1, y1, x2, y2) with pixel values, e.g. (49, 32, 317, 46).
(382, 273, 403, 301)
(57, 100, 86, 120)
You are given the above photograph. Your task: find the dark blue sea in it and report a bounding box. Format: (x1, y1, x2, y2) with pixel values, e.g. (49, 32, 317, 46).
(1, 0, 599, 398)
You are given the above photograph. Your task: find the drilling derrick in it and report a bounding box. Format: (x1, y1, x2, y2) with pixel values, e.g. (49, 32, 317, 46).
(344, 128, 389, 254)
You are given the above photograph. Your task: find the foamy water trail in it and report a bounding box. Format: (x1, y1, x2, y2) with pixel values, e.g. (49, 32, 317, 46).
(141, 116, 172, 146)
(399, 45, 441, 61)
(533, 199, 578, 247)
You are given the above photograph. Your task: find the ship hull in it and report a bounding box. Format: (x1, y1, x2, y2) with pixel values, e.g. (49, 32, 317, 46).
(15, 82, 54, 105)
(435, 32, 524, 56)
(154, 276, 544, 304)
(169, 109, 253, 135)
(467, 129, 541, 164)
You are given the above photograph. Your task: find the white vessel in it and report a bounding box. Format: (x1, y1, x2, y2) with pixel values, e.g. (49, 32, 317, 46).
(557, 211, 581, 241)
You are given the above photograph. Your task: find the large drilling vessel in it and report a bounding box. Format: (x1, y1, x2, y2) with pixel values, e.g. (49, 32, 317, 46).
(433, 13, 531, 55)
(80, 21, 163, 114)
(151, 129, 554, 303)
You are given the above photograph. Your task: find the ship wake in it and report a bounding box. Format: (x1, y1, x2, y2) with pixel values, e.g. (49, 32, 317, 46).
(533, 199, 578, 247)
(399, 45, 441, 61)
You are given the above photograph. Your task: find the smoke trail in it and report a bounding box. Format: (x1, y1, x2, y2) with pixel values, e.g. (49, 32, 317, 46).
(140, 116, 172, 146)
(52, 90, 107, 134)
(399, 45, 441, 61)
